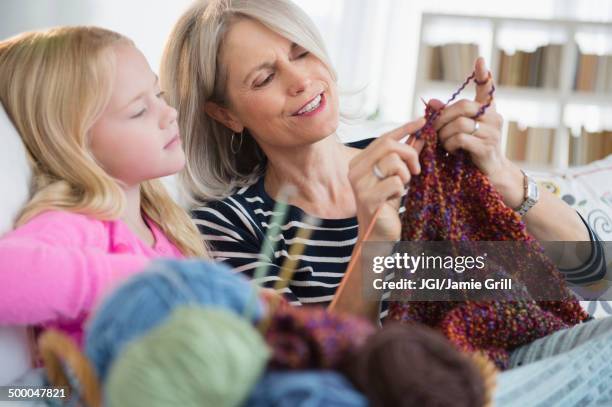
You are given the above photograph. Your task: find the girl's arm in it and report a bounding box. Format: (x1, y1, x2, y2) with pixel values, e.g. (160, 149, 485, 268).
(0, 211, 150, 324)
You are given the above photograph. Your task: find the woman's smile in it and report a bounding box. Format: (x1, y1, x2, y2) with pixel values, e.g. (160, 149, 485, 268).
(293, 92, 326, 117)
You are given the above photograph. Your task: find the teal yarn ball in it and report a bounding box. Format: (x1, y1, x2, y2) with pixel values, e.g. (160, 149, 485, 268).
(85, 259, 265, 381)
(245, 370, 367, 406)
(105, 306, 270, 407)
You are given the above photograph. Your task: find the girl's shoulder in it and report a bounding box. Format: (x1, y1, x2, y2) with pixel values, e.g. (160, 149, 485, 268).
(7, 210, 109, 246)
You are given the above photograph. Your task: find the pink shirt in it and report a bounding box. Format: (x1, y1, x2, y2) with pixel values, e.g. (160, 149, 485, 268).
(0, 210, 184, 345)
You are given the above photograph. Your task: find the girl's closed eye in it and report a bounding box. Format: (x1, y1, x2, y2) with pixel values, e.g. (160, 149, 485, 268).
(131, 91, 164, 118)
(131, 108, 146, 119)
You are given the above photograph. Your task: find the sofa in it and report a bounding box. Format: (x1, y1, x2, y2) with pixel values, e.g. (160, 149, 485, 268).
(1, 102, 611, 384)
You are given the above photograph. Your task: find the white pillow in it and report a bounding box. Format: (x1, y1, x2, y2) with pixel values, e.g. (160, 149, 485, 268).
(0, 103, 31, 235)
(531, 155, 612, 241)
(0, 101, 34, 385)
(531, 156, 612, 319)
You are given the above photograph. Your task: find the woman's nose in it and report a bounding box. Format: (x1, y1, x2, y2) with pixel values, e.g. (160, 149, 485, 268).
(286, 67, 312, 96)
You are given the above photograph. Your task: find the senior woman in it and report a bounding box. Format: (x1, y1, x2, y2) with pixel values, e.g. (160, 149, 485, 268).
(161, 0, 604, 317)
(160, 0, 612, 404)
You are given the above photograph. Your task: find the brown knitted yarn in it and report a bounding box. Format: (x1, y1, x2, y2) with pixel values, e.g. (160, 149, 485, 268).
(389, 82, 589, 368)
(339, 322, 486, 407)
(263, 302, 376, 370)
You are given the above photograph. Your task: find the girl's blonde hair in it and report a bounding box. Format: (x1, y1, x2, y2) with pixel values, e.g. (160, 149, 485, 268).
(161, 0, 337, 204)
(0, 26, 206, 257)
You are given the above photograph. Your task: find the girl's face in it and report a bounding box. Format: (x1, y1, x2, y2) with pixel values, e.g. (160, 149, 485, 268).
(90, 44, 184, 187)
(213, 18, 340, 149)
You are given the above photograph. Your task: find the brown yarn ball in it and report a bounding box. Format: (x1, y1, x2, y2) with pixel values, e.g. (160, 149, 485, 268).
(339, 323, 486, 407)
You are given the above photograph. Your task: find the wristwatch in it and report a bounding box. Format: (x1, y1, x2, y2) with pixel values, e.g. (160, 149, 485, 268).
(515, 170, 539, 216)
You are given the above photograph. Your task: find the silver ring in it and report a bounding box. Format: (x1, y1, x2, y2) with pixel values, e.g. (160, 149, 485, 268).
(470, 120, 480, 135)
(372, 164, 385, 180)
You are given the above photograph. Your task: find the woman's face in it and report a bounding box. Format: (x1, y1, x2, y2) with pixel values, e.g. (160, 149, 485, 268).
(217, 18, 340, 149)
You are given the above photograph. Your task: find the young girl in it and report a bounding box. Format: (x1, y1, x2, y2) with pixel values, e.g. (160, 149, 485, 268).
(0, 26, 207, 346)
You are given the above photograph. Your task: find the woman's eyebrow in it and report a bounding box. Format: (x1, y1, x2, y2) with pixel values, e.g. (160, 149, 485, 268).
(243, 43, 300, 85)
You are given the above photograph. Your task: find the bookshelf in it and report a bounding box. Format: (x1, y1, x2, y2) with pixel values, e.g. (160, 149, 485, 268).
(413, 13, 612, 170)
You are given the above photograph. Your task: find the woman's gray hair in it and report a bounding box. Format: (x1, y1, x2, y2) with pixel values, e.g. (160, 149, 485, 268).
(161, 0, 337, 205)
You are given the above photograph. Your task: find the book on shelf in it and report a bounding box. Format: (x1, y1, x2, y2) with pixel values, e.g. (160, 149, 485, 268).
(426, 43, 479, 82)
(506, 121, 555, 165)
(574, 52, 612, 93)
(569, 128, 612, 165)
(505, 122, 528, 162)
(497, 44, 562, 89)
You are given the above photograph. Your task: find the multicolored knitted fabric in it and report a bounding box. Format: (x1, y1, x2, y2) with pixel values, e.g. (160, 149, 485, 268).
(263, 300, 375, 370)
(388, 73, 588, 369)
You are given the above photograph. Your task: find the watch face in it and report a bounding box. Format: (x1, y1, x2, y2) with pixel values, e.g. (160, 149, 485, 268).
(527, 178, 539, 201)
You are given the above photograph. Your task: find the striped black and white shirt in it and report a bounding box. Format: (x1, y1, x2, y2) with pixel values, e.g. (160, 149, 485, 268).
(192, 139, 607, 307)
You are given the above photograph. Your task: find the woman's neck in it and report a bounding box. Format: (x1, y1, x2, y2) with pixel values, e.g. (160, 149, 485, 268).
(121, 184, 155, 246)
(263, 136, 359, 219)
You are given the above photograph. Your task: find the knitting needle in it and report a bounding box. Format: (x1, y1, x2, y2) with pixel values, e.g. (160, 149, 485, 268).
(252, 184, 296, 282)
(273, 214, 321, 292)
(245, 184, 295, 320)
(330, 117, 427, 311)
(258, 214, 320, 333)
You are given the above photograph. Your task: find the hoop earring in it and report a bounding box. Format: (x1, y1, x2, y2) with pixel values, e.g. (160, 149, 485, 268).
(231, 130, 244, 154)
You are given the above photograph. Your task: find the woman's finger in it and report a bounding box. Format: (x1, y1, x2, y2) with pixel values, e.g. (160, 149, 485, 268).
(406, 133, 426, 154)
(473, 57, 497, 111)
(382, 117, 427, 141)
(352, 173, 403, 213)
(440, 131, 487, 155)
(438, 117, 496, 143)
(375, 153, 414, 185)
(350, 138, 421, 178)
(432, 99, 482, 132)
(372, 175, 406, 202)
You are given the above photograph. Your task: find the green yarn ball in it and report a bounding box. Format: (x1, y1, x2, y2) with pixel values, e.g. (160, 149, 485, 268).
(105, 306, 270, 407)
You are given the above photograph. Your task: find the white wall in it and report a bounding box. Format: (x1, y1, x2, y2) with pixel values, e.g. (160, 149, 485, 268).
(1, 0, 611, 124)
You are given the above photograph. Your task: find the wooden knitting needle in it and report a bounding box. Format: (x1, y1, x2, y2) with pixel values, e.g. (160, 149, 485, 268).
(252, 184, 296, 282)
(39, 330, 101, 407)
(244, 184, 295, 320)
(258, 214, 320, 333)
(273, 214, 321, 292)
(331, 130, 421, 310)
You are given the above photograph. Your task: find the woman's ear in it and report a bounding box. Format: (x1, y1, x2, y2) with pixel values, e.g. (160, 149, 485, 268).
(203, 102, 244, 133)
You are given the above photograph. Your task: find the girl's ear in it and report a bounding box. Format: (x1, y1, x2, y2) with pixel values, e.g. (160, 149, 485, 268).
(203, 102, 244, 133)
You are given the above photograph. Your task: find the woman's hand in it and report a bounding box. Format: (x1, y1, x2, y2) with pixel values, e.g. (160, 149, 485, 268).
(348, 118, 426, 241)
(431, 57, 524, 208)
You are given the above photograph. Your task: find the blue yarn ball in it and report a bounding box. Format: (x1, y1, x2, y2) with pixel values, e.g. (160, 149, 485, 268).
(245, 371, 368, 407)
(84, 259, 265, 381)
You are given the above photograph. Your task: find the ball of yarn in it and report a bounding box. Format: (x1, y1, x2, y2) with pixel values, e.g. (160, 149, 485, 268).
(105, 306, 270, 407)
(339, 322, 486, 407)
(263, 304, 375, 369)
(245, 370, 367, 407)
(85, 259, 265, 380)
